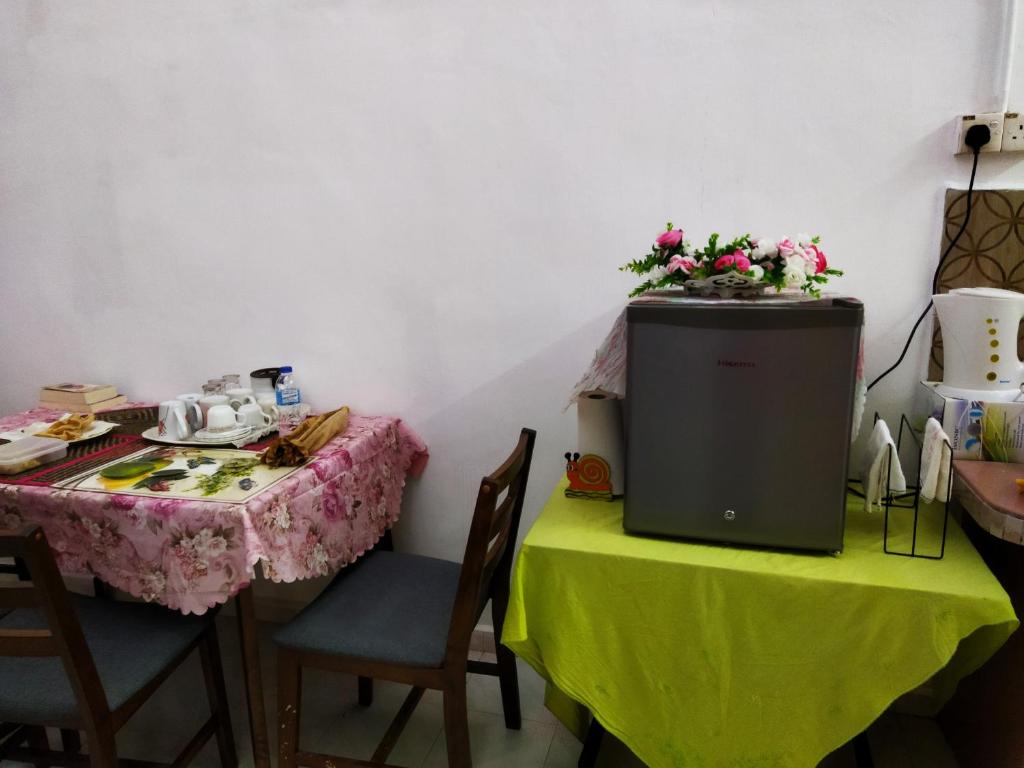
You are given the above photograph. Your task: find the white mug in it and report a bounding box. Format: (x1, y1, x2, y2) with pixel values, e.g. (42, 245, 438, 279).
(205, 404, 247, 433)
(238, 402, 273, 428)
(250, 368, 279, 396)
(177, 393, 204, 431)
(226, 387, 257, 410)
(256, 394, 279, 421)
(158, 400, 192, 440)
(199, 394, 229, 422)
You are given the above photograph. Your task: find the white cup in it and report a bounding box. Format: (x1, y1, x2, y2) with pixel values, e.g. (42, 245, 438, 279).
(256, 394, 279, 422)
(226, 387, 257, 410)
(177, 393, 204, 431)
(205, 404, 247, 433)
(238, 402, 273, 428)
(250, 368, 279, 396)
(199, 394, 229, 422)
(158, 400, 192, 440)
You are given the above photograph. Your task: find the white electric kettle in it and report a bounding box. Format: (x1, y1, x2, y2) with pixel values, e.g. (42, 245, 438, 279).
(932, 287, 1024, 397)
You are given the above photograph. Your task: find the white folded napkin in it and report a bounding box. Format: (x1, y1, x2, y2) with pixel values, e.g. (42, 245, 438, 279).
(860, 418, 907, 512)
(919, 417, 952, 504)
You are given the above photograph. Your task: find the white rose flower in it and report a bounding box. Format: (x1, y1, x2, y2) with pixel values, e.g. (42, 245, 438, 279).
(788, 251, 816, 276)
(748, 264, 765, 281)
(753, 238, 778, 259)
(649, 265, 669, 280)
(783, 264, 807, 287)
(683, 241, 697, 257)
(796, 232, 812, 246)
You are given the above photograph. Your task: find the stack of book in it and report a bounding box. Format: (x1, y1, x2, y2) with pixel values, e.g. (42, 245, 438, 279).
(39, 383, 127, 413)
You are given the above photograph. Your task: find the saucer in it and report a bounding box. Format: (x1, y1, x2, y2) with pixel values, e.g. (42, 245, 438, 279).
(194, 426, 252, 442)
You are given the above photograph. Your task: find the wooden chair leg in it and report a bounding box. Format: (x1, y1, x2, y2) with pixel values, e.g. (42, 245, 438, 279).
(25, 725, 48, 751)
(85, 727, 118, 768)
(492, 643, 522, 730)
(442, 676, 472, 768)
(358, 676, 374, 706)
(491, 587, 521, 730)
(200, 628, 238, 768)
(278, 650, 302, 768)
(60, 728, 82, 755)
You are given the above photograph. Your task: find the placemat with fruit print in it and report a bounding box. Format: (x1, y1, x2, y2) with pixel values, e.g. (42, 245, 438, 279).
(0, 406, 429, 614)
(56, 445, 301, 502)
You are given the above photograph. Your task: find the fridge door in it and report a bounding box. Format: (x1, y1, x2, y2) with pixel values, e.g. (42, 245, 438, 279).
(623, 300, 862, 552)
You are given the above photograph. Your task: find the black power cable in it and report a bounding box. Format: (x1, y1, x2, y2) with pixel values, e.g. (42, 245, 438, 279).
(866, 124, 990, 391)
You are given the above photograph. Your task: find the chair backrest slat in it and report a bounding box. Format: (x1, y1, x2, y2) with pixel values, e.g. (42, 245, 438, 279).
(0, 525, 113, 730)
(481, 523, 511, 581)
(487, 494, 515, 541)
(0, 583, 45, 610)
(0, 629, 57, 656)
(445, 429, 536, 663)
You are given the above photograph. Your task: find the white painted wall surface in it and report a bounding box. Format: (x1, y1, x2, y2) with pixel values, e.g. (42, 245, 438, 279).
(2, 1, 1024, 564)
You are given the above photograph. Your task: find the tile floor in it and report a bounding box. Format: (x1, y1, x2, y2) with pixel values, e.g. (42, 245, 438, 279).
(16, 617, 959, 768)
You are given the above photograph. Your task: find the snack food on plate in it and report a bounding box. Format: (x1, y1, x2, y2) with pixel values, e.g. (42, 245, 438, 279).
(36, 413, 95, 441)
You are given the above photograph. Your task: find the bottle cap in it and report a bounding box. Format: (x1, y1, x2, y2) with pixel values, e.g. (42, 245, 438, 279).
(279, 365, 293, 373)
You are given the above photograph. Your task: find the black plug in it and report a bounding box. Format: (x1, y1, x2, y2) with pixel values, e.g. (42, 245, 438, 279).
(965, 124, 992, 153)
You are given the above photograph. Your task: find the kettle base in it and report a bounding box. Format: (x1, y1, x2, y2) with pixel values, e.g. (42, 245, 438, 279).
(933, 382, 1024, 402)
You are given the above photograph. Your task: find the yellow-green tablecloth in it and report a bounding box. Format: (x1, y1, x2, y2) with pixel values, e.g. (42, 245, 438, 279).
(503, 482, 1018, 768)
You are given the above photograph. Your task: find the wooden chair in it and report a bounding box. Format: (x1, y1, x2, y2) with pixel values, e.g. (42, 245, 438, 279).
(275, 427, 537, 768)
(0, 525, 237, 768)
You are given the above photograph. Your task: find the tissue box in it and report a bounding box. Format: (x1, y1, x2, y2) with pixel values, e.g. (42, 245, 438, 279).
(918, 381, 1024, 462)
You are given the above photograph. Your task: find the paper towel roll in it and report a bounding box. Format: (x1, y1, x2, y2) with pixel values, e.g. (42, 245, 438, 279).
(577, 392, 625, 496)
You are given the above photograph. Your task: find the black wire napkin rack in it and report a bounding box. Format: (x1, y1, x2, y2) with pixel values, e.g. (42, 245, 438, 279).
(848, 413, 952, 560)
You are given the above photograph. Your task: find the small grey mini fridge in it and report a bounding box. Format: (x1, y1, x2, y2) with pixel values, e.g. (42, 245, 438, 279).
(623, 295, 863, 552)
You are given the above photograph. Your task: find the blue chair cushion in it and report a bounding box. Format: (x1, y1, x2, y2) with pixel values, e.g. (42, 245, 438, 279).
(273, 551, 462, 667)
(0, 594, 209, 725)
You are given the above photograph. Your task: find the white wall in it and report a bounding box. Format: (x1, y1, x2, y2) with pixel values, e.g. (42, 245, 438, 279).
(2, 1, 1023, 562)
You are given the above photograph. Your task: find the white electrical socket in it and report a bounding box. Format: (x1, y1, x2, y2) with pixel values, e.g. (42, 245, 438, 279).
(956, 112, 1003, 154)
(1002, 112, 1024, 152)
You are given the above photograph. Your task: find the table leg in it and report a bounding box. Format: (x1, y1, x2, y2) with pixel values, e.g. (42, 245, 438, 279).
(92, 577, 110, 599)
(578, 717, 605, 768)
(236, 586, 271, 768)
(852, 730, 873, 768)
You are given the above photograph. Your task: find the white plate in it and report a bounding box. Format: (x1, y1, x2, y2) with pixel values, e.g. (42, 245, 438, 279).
(4, 419, 120, 445)
(141, 425, 251, 447)
(194, 426, 252, 442)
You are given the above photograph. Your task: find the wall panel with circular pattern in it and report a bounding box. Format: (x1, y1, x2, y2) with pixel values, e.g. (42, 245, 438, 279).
(928, 189, 1024, 381)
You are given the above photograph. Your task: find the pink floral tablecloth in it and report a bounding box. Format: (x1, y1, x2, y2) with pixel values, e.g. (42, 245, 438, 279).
(0, 408, 428, 614)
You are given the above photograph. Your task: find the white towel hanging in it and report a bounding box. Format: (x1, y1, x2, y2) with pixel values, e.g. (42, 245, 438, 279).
(919, 417, 953, 504)
(859, 419, 907, 512)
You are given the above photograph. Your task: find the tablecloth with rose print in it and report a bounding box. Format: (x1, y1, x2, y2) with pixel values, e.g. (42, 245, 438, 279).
(0, 408, 428, 614)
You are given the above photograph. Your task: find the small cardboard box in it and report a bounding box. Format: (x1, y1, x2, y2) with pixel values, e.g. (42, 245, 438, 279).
(918, 381, 1024, 462)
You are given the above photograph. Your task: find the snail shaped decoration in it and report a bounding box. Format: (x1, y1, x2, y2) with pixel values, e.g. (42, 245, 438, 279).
(564, 452, 614, 501)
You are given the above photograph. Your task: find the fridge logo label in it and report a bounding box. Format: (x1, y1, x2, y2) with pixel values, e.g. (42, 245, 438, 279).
(717, 360, 756, 368)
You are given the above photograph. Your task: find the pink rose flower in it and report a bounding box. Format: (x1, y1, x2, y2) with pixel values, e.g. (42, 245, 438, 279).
(108, 494, 138, 511)
(666, 254, 698, 274)
(714, 254, 736, 271)
(655, 229, 684, 249)
(777, 238, 796, 257)
(732, 251, 751, 272)
(806, 244, 828, 274)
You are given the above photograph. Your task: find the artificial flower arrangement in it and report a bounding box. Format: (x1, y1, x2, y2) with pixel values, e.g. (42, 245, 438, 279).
(621, 223, 843, 298)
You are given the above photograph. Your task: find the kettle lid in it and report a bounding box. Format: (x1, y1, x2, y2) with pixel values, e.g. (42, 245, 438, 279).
(948, 287, 1024, 301)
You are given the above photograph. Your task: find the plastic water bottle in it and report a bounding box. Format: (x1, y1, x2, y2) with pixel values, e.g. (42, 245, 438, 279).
(275, 366, 302, 429)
